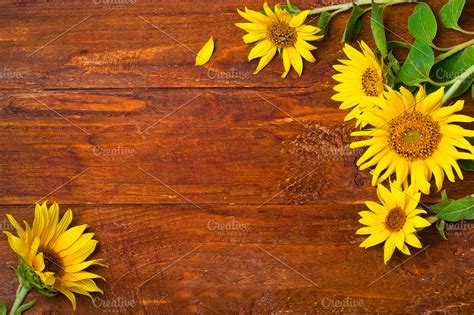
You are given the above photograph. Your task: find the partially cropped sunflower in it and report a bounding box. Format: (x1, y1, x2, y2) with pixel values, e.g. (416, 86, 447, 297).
(357, 182, 431, 264)
(3, 202, 105, 310)
(332, 41, 385, 127)
(236, 2, 323, 77)
(351, 86, 474, 194)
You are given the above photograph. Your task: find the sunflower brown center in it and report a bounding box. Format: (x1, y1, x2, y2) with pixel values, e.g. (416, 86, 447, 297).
(41, 248, 63, 275)
(361, 67, 382, 96)
(267, 21, 297, 48)
(385, 207, 407, 232)
(388, 111, 441, 161)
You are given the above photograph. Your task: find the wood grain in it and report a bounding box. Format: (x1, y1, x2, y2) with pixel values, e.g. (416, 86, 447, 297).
(0, 89, 472, 205)
(0, 0, 473, 314)
(0, 204, 472, 313)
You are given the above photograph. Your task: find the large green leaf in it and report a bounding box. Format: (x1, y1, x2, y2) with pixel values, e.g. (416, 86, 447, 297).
(439, 0, 465, 31)
(399, 41, 434, 85)
(408, 3, 437, 44)
(0, 303, 6, 315)
(437, 195, 474, 222)
(370, 2, 387, 57)
(318, 12, 332, 37)
(431, 46, 474, 98)
(342, 4, 367, 42)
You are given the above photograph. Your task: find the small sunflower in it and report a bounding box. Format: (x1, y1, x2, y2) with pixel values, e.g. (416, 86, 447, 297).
(236, 2, 323, 77)
(3, 202, 105, 310)
(332, 41, 385, 127)
(357, 182, 431, 264)
(351, 86, 474, 194)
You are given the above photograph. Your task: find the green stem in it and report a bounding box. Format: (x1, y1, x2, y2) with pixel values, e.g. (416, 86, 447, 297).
(456, 27, 474, 35)
(9, 283, 29, 315)
(434, 39, 474, 63)
(308, 0, 417, 15)
(442, 65, 474, 104)
(427, 77, 458, 86)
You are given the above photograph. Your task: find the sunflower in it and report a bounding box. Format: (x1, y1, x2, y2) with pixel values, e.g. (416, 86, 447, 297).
(351, 86, 474, 194)
(236, 2, 323, 78)
(3, 202, 105, 310)
(332, 41, 385, 127)
(357, 182, 431, 264)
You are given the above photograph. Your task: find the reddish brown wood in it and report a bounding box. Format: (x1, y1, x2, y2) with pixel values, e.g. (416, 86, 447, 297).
(0, 0, 473, 313)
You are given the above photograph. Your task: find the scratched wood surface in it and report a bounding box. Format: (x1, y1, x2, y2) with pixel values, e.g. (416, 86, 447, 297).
(0, 0, 473, 314)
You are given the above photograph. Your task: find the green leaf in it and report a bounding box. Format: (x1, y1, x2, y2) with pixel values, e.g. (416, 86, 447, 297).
(399, 41, 434, 85)
(439, 0, 465, 31)
(429, 190, 453, 214)
(459, 159, 474, 171)
(318, 12, 332, 37)
(437, 195, 474, 222)
(15, 299, 36, 315)
(0, 303, 6, 315)
(431, 46, 474, 98)
(408, 3, 437, 44)
(436, 219, 448, 240)
(342, 4, 368, 42)
(281, 3, 300, 15)
(387, 41, 412, 50)
(370, 2, 388, 57)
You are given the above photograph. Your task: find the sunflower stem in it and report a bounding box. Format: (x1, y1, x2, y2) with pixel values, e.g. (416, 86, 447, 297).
(9, 282, 30, 315)
(442, 65, 474, 104)
(456, 27, 474, 35)
(434, 39, 474, 63)
(308, 0, 416, 15)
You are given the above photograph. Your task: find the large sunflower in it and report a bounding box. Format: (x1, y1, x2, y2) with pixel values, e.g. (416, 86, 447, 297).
(236, 2, 322, 77)
(357, 182, 431, 264)
(332, 41, 385, 127)
(3, 202, 105, 310)
(351, 86, 474, 194)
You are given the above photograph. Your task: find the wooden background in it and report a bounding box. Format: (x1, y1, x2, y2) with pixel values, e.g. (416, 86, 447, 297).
(0, 0, 473, 313)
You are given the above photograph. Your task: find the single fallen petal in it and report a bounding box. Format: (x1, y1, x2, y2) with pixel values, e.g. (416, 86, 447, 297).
(195, 36, 214, 66)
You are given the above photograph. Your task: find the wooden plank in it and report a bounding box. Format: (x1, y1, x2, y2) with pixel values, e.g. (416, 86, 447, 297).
(0, 204, 472, 313)
(1, 89, 472, 205)
(0, 0, 472, 89)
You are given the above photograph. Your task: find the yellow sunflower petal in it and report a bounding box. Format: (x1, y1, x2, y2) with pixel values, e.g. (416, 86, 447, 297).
(248, 40, 272, 60)
(289, 10, 309, 28)
(254, 46, 277, 74)
(195, 36, 214, 66)
(360, 229, 390, 248)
